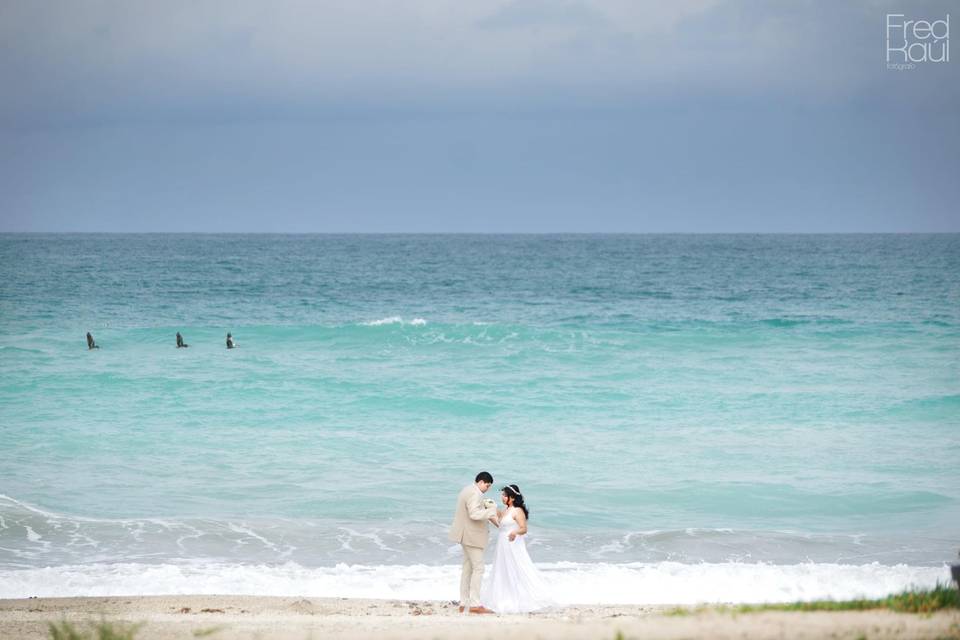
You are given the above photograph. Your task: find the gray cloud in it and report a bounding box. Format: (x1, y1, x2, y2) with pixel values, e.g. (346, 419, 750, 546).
(0, 0, 956, 232)
(1, 0, 956, 126)
(477, 0, 610, 30)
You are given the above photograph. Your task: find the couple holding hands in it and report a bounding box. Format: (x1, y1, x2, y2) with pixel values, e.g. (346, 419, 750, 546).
(448, 471, 554, 614)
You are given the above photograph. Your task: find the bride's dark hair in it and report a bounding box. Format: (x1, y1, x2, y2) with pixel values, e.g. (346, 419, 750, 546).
(502, 484, 529, 520)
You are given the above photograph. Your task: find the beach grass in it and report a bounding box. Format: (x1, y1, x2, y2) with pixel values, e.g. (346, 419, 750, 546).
(48, 620, 143, 640)
(664, 584, 960, 616)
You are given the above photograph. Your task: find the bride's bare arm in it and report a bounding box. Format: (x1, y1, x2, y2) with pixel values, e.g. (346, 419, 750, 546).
(508, 509, 528, 541)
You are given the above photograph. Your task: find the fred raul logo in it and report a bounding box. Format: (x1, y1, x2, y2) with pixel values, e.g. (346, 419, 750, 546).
(886, 13, 950, 70)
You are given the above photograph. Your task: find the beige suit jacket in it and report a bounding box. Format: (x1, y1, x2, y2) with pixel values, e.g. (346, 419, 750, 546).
(448, 483, 497, 549)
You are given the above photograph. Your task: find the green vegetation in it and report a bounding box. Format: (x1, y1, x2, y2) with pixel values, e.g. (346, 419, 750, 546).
(47, 619, 226, 640)
(666, 584, 960, 616)
(48, 620, 143, 640)
(733, 584, 959, 614)
(192, 625, 228, 637)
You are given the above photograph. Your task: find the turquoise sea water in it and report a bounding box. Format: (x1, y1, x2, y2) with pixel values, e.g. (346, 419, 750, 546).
(1, 234, 958, 602)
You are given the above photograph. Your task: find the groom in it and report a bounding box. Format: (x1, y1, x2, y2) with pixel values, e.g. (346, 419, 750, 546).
(449, 471, 498, 614)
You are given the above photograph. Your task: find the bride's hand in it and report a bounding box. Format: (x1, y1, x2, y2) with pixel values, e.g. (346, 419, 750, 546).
(508, 532, 517, 541)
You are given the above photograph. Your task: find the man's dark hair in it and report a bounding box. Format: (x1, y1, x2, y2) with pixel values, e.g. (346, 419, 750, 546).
(475, 471, 493, 484)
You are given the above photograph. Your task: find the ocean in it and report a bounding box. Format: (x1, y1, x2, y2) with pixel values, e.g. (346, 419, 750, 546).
(1, 233, 958, 604)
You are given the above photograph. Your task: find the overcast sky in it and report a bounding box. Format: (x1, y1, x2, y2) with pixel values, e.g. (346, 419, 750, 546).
(0, 0, 957, 232)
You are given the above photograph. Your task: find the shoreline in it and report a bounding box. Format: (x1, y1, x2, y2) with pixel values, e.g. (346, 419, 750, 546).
(2, 595, 958, 639)
(1, 560, 949, 604)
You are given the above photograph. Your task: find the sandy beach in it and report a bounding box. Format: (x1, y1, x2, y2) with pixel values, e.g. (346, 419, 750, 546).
(1, 596, 958, 640)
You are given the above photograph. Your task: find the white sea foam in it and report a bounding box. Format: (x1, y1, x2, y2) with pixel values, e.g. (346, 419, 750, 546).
(361, 316, 427, 326)
(0, 561, 948, 603)
(363, 316, 403, 326)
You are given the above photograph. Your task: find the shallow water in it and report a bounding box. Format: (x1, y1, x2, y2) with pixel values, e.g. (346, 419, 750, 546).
(1, 234, 958, 600)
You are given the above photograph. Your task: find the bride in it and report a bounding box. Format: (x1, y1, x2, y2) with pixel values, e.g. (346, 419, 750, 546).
(480, 484, 555, 613)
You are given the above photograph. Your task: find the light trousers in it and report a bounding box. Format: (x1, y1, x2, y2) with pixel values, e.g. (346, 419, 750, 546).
(459, 544, 485, 608)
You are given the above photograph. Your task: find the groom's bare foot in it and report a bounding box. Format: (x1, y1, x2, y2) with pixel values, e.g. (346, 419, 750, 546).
(468, 606, 495, 614)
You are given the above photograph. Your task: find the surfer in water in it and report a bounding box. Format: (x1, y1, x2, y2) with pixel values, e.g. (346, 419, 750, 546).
(226, 332, 235, 349)
(86, 332, 100, 349)
(176, 332, 188, 348)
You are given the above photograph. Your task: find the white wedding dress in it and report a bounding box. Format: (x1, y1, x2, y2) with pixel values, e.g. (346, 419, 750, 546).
(480, 507, 555, 613)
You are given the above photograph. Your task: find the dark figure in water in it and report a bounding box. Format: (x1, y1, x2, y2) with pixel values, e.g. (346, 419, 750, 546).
(176, 332, 189, 348)
(86, 332, 99, 349)
(226, 333, 235, 349)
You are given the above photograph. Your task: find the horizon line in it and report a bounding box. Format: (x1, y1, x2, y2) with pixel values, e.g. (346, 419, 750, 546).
(2, 231, 958, 236)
